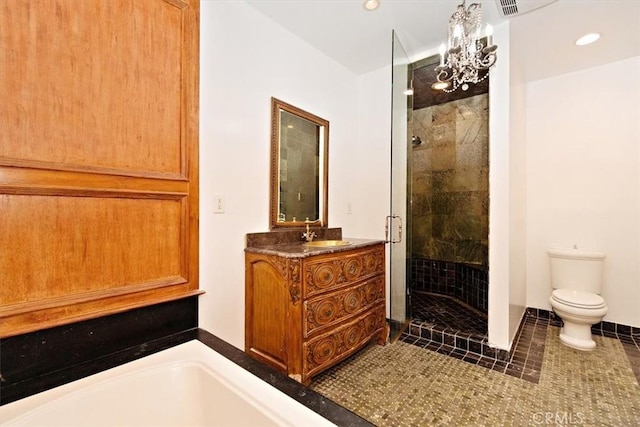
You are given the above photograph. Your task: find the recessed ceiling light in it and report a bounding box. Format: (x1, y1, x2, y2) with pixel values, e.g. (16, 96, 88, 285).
(363, 0, 380, 11)
(575, 33, 601, 46)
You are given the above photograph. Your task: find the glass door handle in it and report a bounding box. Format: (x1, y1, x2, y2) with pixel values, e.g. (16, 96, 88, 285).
(385, 215, 402, 244)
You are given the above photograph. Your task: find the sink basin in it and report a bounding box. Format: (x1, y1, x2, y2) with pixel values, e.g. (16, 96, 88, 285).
(303, 240, 352, 247)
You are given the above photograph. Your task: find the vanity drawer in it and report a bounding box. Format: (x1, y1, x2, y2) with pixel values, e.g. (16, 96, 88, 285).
(303, 274, 384, 338)
(303, 304, 385, 379)
(303, 244, 384, 298)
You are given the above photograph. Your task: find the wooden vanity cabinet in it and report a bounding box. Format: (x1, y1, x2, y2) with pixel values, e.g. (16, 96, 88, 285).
(245, 243, 387, 385)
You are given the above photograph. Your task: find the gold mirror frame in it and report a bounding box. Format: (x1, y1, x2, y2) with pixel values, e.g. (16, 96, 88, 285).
(270, 97, 329, 229)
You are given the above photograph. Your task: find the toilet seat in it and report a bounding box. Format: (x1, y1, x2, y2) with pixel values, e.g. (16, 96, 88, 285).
(551, 289, 606, 309)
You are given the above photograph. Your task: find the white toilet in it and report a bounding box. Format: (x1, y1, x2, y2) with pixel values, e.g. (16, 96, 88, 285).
(548, 248, 608, 351)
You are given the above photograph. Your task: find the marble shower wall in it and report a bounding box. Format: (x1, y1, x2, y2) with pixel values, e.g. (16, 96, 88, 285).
(411, 94, 489, 266)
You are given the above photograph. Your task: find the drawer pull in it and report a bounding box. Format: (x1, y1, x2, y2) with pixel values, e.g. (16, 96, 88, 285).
(343, 258, 362, 281)
(344, 291, 362, 313)
(313, 265, 337, 288)
(314, 300, 337, 324)
(312, 338, 337, 364)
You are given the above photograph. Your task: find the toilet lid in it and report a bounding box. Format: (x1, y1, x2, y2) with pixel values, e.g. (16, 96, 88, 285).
(552, 289, 605, 308)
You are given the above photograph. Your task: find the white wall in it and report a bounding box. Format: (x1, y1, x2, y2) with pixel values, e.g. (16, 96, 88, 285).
(487, 22, 513, 350)
(338, 66, 391, 241)
(355, 66, 393, 317)
(200, 2, 640, 355)
(525, 56, 640, 328)
(508, 24, 527, 345)
(199, 1, 363, 349)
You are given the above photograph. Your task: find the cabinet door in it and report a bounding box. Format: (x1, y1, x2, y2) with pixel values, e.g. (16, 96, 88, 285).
(245, 254, 290, 371)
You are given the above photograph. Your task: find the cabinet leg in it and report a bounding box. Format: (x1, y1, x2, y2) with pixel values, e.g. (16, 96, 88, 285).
(289, 373, 312, 386)
(288, 373, 302, 383)
(377, 323, 390, 345)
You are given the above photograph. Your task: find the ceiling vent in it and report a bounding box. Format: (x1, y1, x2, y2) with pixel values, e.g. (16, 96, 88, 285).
(495, 0, 558, 18)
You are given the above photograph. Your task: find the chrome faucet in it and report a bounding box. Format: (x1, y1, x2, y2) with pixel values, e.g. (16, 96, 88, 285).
(302, 217, 317, 242)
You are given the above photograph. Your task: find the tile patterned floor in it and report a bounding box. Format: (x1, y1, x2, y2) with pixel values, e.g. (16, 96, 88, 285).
(407, 292, 509, 362)
(311, 325, 640, 427)
(410, 291, 487, 340)
(595, 328, 640, 385)
(401, 314, 548, 383)
(403, 293, 640, 386)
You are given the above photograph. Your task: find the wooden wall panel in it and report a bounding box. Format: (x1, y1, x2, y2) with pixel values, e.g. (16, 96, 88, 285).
(0, 194, 184, 306)
(0, 0, 200, 338)
(0, 0, 183, 175)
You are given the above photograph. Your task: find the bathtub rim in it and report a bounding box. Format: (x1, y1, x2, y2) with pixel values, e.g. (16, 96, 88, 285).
(0, 341, 332, 426)
(0, 328, 372, 427)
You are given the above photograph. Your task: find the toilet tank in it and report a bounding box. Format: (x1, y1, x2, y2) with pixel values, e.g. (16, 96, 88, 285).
(548, 248, 605, 294)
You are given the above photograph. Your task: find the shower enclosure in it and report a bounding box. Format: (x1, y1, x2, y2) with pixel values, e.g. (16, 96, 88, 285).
(390, 34, 490, 346)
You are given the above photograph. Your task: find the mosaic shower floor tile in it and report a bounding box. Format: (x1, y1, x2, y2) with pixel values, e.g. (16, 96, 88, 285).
(411, 291, 487, 340)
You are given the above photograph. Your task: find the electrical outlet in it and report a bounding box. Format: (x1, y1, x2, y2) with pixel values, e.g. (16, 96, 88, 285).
(347, 202, 352, 215)
(214, 194, 225, 214)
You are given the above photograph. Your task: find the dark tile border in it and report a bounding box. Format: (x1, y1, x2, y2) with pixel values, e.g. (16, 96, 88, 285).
(525, 307, 562, 328)
(402, 313, 544, 383)
(526, 307, 640, 340)
(592, 320, 640, 338)
(0, 297, 199, 405)
(622, 341, 640, 384)
(404, 308, 640, 385)
(0, 308, 369, 426)
(1, 329, 370, 427)
(196, 330, 372, 427)
(411, 258, 488, 314)
(405, 320, 509, 361)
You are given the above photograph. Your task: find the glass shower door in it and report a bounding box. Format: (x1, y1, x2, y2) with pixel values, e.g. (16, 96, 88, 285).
(388, 30, 411, 340)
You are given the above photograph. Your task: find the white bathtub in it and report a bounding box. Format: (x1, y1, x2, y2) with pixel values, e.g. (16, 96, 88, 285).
(0, 340, 336, 426)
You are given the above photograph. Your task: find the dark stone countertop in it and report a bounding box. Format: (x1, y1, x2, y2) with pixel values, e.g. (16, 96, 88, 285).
(246, 227, 343, 247)
(245, 238, 384, 259)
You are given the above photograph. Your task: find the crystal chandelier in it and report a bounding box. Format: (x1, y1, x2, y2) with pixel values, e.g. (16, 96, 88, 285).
(434, 0, 498, 92)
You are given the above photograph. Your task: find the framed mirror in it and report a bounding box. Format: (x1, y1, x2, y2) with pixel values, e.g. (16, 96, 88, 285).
(270, 97, 329, 228)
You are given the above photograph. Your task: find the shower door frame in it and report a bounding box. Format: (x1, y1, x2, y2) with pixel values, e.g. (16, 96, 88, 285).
(388, 30, 412, 340)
